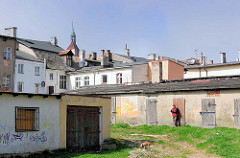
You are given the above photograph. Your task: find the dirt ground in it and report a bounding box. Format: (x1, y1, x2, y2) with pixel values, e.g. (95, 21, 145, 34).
(118, 134, 222, 158)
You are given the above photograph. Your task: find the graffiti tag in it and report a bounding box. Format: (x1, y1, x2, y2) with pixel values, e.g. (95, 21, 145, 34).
(30, 131, 47, 143)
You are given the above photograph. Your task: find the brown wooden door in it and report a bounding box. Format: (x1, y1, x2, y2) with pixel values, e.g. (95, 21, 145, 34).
(173, 98, 185, 126)
(146, 99, 158, 125)
(111, 97, 116, 124)
(67, 106, 100, 151)
(234, 99, 240, 129)
(201, 99, 216, 128)
(49, 86, 54, 94)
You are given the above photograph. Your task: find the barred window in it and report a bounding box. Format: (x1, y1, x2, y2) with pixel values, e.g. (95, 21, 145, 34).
(15, 107, 39, 132)
(116, 73, 122, 84)
(18, 82, 24, 92)
(102, 75, 107, 84)
(84, 76, 89, 86)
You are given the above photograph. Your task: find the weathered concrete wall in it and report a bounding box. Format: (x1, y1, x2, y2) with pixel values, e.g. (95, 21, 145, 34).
(60, 95, 111, 149)
(0, 93, 61, 154)
(0, 36, 16, 92)
(115, 94, 146, 126)
(132, 64, 148, 83)
(113, 89, 240, 128)
(148, 61, 161, 83)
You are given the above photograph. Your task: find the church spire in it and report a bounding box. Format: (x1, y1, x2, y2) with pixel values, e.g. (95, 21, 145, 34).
(71, 21, 76, 43)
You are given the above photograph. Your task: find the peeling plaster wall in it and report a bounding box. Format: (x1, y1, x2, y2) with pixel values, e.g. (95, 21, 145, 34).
(113, 89, 239, 128)
(0, 94, 60, 154)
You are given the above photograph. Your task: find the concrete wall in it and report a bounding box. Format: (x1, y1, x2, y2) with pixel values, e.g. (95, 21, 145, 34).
(148, 61, 161, 83)
(132, 64, 148, 83)
(60, 95, 111, 148)
(14, 59, 45, 94)
(113, 89, 239, 128)
(0, 36, 16, 92)
(0, 93, 61, 154)
(184, 64, 240, 78)
(114, 94, 147, 126)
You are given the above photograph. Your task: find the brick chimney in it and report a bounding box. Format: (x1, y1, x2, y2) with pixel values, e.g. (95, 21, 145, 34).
(106, 50, 112, 61)
(148, 53, 156, 60)
(209, 60, 213, 64)
(92, 52, 97, 60)
(101, 50, 108, 67)
(124, 44, 130, 56)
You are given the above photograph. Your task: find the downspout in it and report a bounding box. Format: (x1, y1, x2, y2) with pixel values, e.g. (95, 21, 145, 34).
(199, 68, 201, 77)
(204, 68, 208, 77)
(43, 58, 46, 94)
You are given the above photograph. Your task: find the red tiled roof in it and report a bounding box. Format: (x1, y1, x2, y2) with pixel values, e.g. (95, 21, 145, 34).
(67, 41, 79, 50)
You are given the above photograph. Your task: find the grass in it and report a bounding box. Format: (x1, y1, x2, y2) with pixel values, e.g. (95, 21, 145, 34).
(25, 123, 240, 158)
(112, 124, 240, 158)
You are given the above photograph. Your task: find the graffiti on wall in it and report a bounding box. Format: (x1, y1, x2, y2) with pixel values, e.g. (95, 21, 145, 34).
(0, 131, 47, 147)
(43, 122, 55, 130)
(118, 97, 138, 117)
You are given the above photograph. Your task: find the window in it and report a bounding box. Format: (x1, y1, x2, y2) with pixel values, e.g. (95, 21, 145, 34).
(34, 83, 39, 94)
(2, 75, 11, 87)
(84, 76, 89, 86)
(60, 75, 66, 89)
(15, 107, 39, 131)
(75, 77, 81, 88)
(67, 55, 72, 66)
(49, 73, 53, 80)
(18, 64, 24, 74)
(116, 73, 122, 84)
(3, 47, 12, 60)
(18, 82, 24, 92)
(102, 75, 107, 84)
(35, 67, 40, 76)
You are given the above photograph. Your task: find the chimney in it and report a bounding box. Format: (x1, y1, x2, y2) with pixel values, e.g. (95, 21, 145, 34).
(92, 52, 97, 60)
(79, 50, 85, 62)
(209, 60, 213, 64)
(101, 50, 108, 67)
(124, 44, 130, 56)
(50, 37, 58, 45)
(106, 50, 112, 61)
(5, 27, 17, 37)
(220, 52, 226, 63)
(148, 53, 156, 60)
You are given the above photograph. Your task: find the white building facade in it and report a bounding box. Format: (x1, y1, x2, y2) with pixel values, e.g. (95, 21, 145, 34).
(69, 64, 148, 90)
(14, 53, 46, 94)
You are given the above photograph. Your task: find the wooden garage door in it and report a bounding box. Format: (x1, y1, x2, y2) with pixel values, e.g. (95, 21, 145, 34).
(201, 99, 216, 128)
(234, 99, 240, 129)
(146, 99, 158, 125)
(173, 98, 185, 126)
(67, 106, 100, 151)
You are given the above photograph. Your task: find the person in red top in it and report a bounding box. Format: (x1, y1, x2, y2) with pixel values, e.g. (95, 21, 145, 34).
(171, 105, 179, 127)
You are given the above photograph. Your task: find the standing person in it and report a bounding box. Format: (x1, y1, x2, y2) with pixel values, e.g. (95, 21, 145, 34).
(171, 105, 179, 127)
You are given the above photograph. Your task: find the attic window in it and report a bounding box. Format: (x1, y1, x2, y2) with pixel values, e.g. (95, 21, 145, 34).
(67, 55, 72, 66)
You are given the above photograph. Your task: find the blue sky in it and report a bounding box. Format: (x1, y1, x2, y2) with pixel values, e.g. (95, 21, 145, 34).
(1, 0, 240, 63)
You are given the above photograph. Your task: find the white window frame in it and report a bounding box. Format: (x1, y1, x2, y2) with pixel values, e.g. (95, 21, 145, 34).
(75, 77, 81, 88)
(18, 64, 24, 74)
(84, 76, 89, 86)
(35, 67, 40, 76)
(116, 73, 122, 84)
(2, 75, 11, 87)
(3, 47, 12, 60)
(60, 75, 67, 89)
(18, 82, 24, 92)
(102, 75, 107, 84)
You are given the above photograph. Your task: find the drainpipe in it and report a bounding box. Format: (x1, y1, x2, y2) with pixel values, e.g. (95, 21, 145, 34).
(204, 69, 208, 77)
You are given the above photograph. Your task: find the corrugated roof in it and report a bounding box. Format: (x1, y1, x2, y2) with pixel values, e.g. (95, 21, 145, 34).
(17, 38, 64, 53)
(62, 77, 240, 95)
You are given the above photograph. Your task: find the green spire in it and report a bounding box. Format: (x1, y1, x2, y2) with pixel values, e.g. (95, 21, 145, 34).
(71, 21, 75, 36)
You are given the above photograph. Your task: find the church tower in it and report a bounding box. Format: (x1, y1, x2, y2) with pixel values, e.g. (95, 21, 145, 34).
(67, 21, 80, 57)
(71, 21, 76, 44)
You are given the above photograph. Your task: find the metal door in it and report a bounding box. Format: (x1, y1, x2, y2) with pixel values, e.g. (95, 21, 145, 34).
(111, 97, 117, 124)
(67, 106, 100, 151)
(234, 99, 240, 129)
(146, 99, 158, 125)
(200, 99, 216, 128)
(173, 98, 185, 126)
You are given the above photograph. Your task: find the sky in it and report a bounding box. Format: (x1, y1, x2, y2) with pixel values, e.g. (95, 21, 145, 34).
(1, 0, 240, 63)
